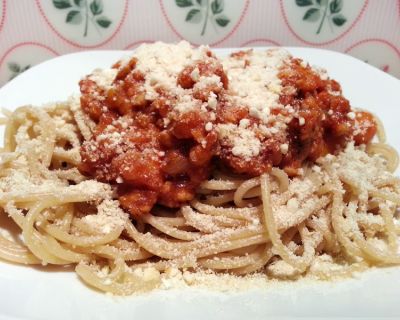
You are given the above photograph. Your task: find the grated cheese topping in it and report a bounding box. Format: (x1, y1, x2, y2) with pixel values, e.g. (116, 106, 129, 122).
(80, 199, 128, 234)
(84, 44, 297, 162)
(117, 41, 224, 117)
(82, 42, 374, 168)
(222, 48, 290, 123)
(217, 123, 262, 160)
(218, 48, 295, 160)
(319, 143, 391, 191)
(88, 68, 118, 90)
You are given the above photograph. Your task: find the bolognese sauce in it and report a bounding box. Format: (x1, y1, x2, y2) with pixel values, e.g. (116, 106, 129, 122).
(79, 42, 225, 217)
(78, 42, 376, 218)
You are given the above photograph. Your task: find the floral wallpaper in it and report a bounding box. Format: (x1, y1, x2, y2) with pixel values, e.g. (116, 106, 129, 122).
(0, 0, 399, 86)
(51, 0, 113, 38)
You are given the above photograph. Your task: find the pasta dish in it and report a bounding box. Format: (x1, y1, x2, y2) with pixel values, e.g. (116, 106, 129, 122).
(0, 42, 399, 295)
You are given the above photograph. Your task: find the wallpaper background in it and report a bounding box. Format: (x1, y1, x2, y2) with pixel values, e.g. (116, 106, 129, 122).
(0, 0, 399, 86)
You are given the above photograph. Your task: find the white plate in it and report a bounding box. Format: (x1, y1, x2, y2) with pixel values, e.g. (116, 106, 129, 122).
(0, 48, 399, 319)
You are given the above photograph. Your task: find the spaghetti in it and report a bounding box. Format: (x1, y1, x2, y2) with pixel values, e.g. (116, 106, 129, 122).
(0, 43, 399, 295)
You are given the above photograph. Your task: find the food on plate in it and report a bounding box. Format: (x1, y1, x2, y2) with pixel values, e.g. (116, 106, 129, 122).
(0, 42, 399, 295)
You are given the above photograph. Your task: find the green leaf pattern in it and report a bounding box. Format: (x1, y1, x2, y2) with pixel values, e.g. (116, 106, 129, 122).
(303, 8, 320, 22)
(329, 0, 343, 13)
(332, 13, 346, 26)
(8, 62, 30, 80)
(316, 0, 328, 6)
(296, 0, 313, 6)
(196, 0, 206, 6)
(66, 10, 82, 24)
(53, 0, 72, 9)
(175, 0, 231, 36)
(176, 0, 193, 7)
(186, 9, 202, 23)
(211, 0, 223, 14)
(90, 0, 103, 15)
(215, 14, 230, 27)
(52, 0, 112, 37)
(295, 0, 347, 34)
(96, 16, 112, 28)
(73, 0, 85, 7)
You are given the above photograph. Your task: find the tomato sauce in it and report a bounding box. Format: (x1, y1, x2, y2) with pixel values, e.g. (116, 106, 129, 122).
(79, 53, 223, 217)
(79, 50, 376, 218)
(278, 58, 376, 174)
